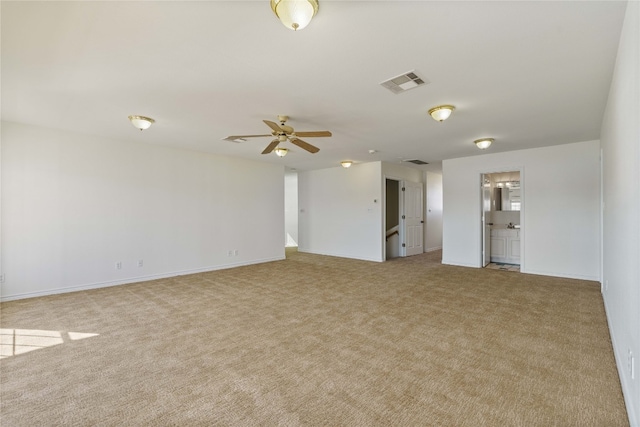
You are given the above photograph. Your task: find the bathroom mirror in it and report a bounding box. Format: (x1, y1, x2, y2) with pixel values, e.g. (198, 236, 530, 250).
(488, 172, 521, 211)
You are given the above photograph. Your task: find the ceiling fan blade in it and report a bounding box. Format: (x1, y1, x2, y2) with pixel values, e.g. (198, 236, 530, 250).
(223, 134, 272, 142)
(263, 120, 284, 133)
(294, 131, 332, 138)
(290, 137, 320, 154)
(261, 139, 280, 154)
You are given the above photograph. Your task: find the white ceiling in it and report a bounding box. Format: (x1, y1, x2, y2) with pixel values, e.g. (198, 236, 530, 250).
(1, 1, 627, 172)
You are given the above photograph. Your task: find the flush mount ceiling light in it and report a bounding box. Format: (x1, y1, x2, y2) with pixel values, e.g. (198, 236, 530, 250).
(341, 161, 353, 168)
(428, 105, 455, 122)
(274, 147, 289, 157)
(128, 115, 155, 131)
(271, 0, 318, 31)
(474, 138, 494, 149)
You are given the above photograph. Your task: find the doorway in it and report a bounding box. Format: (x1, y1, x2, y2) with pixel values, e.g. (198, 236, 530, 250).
(481, 171, 522, 271)
(385, 178, 424, 260)
(385, 179, 400, 259)
(284, 171, 298, 248)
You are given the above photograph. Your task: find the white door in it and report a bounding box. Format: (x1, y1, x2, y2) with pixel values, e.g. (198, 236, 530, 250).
(402, 181, 424, 257)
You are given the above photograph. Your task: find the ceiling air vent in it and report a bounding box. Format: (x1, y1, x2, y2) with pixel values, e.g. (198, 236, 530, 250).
(222, 136, 247, 143)
(403, 159, 429, 165)
(380, 71, 429, 94)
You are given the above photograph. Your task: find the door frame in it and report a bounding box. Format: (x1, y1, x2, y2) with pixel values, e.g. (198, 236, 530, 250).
(481, 174, 492, 267)
(401, 180, 424, 257)
(383, 177, 402, 260)
(479, 167, 525, 270)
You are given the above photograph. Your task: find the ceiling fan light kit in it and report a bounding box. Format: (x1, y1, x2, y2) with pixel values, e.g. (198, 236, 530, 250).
(341, 161, 353, 168)
(271, 0, 318, 31)
(128, 115, 155, 131)
(274, 147, 289, 157)
(474, 138, 494, 149)
(428, 105, 455, 122)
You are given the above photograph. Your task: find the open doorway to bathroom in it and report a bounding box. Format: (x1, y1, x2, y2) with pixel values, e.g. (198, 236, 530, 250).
(481, 171, 522, 272)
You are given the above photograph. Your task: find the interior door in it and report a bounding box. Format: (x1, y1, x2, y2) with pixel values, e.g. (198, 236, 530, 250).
(402, 180, 424, 257)
(482, 175, 491, 267)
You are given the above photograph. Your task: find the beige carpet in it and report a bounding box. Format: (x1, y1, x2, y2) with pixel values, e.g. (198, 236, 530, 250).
(0, 249, 629, 426)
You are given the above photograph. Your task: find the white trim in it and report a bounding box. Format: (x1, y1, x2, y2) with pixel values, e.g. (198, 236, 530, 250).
(441, 260, 478, 268)
(297, 248, 382, 263)
(0, 256, 285, 302)
(426, 246, 442, 252)
(521, 268, 600, 282)
(604, 297, 638, 427)
(478, 167, 525, 271)
(383, 174, 404, 261)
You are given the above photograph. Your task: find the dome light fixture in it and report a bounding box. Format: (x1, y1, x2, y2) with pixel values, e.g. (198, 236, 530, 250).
(128, 115, 155, 131)
(271, 0, 319, 31)
(428, 105, 455, 122)
(474, 138, 494, 150)
(341, 161, 353, 168)
(274, 147, 289, 157)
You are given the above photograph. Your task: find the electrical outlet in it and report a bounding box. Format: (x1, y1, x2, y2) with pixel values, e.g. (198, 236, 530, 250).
(137, 260, 143, 268)
(0, 274, 4, 284)
(115, 261, 122, 270)
(605, 280, 609, 291)
(227, 250, 233, 257)
(234, 250, 239, 256)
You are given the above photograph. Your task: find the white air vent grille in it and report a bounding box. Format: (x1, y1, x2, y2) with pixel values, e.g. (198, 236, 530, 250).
(222, 136, 247, 143)
(380, 71, 429, 94)
(403, 159, 429, 165)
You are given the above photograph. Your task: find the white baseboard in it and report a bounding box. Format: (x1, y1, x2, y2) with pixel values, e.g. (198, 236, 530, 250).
(297, 248, 383, 263)
(603, 296, 637, 427)
(441, 259, 478, 268)
(0, 256, 285, 302)
(425, 246, 442, 252)
(521, 268, 599, 282)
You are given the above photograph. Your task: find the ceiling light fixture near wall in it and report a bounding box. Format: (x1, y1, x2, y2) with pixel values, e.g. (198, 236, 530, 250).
(128, 115, 155, 131)
(271, 0, 318, 31)
(428, 105, 455, 122)
(474, 138, 494, 149)
(341, 161, 353, 168)
(274, 147, 289, 157)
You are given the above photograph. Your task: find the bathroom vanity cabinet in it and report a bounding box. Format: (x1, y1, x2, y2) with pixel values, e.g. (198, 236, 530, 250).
(490, 228, 520, 264)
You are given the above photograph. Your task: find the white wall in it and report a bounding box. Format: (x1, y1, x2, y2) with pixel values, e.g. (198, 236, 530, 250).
(284, 172, 298, 246)
(425, 171, 443, 252)
(600, 1, 639, 424)
(381, 162, 423, 183)
(1, 122, 285, 301)
(443, 140, 601, 280)
(298, 162, 383, 262)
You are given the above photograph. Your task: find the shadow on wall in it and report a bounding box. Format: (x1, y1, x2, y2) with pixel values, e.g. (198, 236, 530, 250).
(286, 233, 298, 247)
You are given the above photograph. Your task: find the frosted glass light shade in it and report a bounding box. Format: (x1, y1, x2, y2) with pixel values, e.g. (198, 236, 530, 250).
(128, 115, 155, 130)
(274, 147, 289, 157)
(474, 138, 494, 149)
(271, 0, 318, 31)
(341, 161, 353, 168)
(428, 105, 455, 122)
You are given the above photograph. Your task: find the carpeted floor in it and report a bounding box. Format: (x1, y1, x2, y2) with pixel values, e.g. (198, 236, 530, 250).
(0, 249, 629, 426)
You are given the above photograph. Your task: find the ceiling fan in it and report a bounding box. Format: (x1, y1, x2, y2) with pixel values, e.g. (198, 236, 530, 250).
(224, 115, 332, 154)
